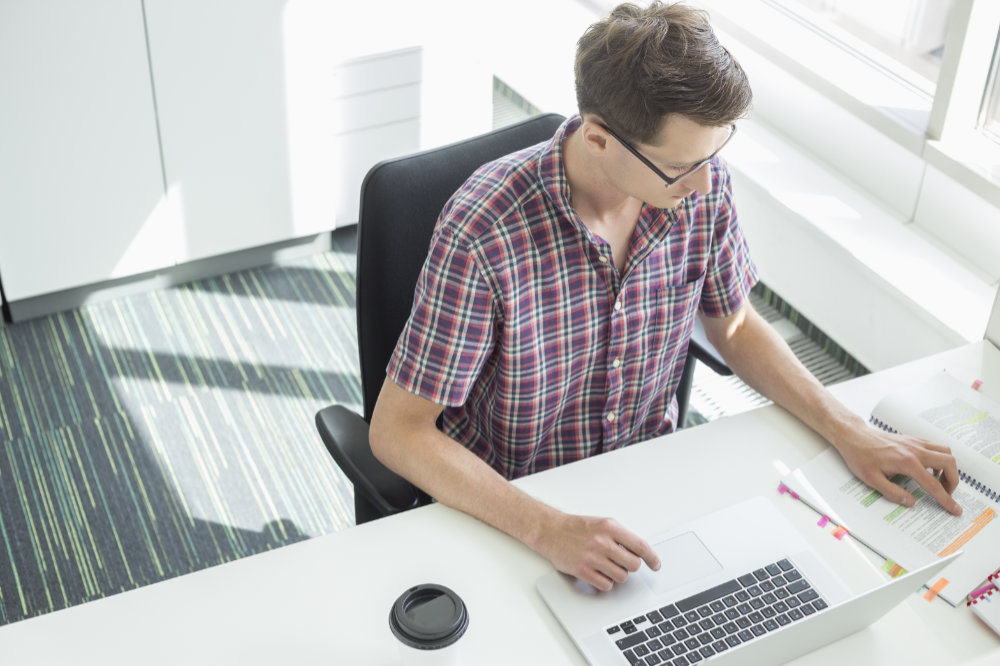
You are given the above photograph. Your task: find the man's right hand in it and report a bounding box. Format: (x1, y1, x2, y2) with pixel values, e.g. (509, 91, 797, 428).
(531, 511, 661, 591)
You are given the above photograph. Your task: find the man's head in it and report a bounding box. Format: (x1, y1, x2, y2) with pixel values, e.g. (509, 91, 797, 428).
(575, 1, 752, 144)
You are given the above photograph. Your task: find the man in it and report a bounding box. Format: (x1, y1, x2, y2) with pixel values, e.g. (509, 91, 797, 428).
(369, 1, 962, 592)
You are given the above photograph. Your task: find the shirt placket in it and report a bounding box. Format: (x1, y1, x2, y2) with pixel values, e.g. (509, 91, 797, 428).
(591, 242, 627, 449)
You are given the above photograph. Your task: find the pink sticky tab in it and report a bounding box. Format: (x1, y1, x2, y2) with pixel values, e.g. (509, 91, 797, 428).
(817, 515, 830, 528)
(972, 379, 983, 391)
(778, 484, 788, 495)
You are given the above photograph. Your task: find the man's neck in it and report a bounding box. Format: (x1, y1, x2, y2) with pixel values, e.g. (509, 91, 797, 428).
(563, 125, 642, 272)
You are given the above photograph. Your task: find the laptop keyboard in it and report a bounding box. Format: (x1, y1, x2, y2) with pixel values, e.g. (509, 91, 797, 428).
(606, 558, 829, 665)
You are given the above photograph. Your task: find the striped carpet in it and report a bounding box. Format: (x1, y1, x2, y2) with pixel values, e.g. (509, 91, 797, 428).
(0, 221, 866, 627)
(0, 228, 360, 625)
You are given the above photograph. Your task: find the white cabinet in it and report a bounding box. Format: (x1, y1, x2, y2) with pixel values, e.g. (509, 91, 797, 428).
(0, 0, 166, 303)
(0, 0, 494, 317)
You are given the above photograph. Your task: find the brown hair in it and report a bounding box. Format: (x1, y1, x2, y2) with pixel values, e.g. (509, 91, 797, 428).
(575, 1, 752, 144)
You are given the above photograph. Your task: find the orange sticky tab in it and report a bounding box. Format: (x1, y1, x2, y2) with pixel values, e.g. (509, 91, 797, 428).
(832, 525, 849, 540)
(924, 578, 949, 601)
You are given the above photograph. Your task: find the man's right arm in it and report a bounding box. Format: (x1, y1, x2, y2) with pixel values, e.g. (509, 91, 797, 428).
(368, 378, 661, 591)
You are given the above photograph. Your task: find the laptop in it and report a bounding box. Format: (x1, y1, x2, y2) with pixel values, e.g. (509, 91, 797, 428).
(536, 496, 960, 665)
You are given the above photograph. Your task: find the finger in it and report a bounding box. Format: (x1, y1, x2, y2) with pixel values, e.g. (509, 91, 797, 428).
(584, 569, 615, 593)
(862, 473, 917, 509)
(907, 465, 963, 515)
(608, 542, 643, 574)
(910, 438, 952, 455)
(612, 531, 661, 572)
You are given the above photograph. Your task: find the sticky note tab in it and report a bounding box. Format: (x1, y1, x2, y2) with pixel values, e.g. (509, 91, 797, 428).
(971, 379, 983, 391)
(817, 515, 829, 528)
(924, 578, 949, 601)
(882, 560, 906, 578)
(832, 525, 849, 540)
(778, 484, 788, 495)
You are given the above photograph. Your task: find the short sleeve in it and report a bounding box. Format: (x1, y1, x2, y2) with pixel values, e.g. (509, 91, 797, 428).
(698, 163, 759, 318)
(386, 221, 497, 407)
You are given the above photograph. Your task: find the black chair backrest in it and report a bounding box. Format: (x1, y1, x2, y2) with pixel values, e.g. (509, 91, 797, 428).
(355, 113, 566, 423)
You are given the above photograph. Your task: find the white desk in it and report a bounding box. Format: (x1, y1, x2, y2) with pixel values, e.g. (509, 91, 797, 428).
(1, 341, 999, 664)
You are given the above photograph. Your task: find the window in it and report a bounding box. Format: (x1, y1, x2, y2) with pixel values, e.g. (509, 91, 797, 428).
(768, 0, 957, 94)
(980, 31, 1000, 143)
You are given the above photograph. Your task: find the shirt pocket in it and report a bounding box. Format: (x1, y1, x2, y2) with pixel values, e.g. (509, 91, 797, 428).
(639, 272, 706, 378)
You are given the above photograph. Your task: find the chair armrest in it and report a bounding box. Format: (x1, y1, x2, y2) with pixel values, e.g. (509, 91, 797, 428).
(315, 404, 424, 517)
(689, 317, 733, 376)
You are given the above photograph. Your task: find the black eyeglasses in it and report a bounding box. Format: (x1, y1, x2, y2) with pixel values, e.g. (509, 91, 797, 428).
(597, 122, 737, 187)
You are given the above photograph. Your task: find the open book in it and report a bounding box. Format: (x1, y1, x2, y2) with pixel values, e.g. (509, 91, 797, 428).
(781, 370, 1000, 607)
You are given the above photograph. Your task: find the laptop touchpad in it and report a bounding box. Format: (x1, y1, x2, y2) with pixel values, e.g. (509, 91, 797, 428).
(639, 531, 722, 594)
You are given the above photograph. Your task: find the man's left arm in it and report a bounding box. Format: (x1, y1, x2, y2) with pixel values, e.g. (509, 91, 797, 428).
(698, 302, 963, 516)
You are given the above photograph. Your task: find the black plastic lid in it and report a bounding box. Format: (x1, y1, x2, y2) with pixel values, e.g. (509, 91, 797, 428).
(389, 584, 469, 650)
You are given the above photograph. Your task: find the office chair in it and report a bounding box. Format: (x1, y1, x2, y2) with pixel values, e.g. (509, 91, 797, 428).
(315, 112, 732, 525)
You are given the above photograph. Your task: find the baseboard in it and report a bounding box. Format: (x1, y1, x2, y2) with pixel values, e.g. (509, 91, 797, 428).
(6, 228, 355, 323)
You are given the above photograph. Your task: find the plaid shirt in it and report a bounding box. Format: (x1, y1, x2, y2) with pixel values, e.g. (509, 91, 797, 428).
(387, 115, 758, 480)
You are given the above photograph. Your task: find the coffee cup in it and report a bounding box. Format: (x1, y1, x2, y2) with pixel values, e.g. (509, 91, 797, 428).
(389, 583, 468, 665)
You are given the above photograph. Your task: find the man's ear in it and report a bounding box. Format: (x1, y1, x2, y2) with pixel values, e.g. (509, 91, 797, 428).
(579, 117, 610, 157)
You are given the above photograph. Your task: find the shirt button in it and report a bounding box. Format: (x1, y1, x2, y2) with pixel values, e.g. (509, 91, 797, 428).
(614, 301, 622, 312)
(606, 411, 616, 423)
(612, 358, 622, 369)
(598, 255, 609, 264)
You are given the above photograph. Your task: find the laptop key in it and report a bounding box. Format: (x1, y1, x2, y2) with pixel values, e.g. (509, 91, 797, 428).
(677, 579, 743, 612)
(623, 649, 642, 665)
(788, 608, 804, 621)
(785, 579, 810, 595)
(738, 629, 753, 641)
(672, 656, 689, 666)
(699, 645, 715, 659)
(813, 599, 829, 611)
(784, 568, 802, 582)
(777, 559, 793, 571)
(765, 563, 782, 576)
(776, 613, 791, 626)
(617, 632, 648, 650)
(799, 589, 819, 603)
(659, 605, 680, 620)
(764, 619, 780, 632)
(645, 653, 662, 665)
(738, 573, 757, 587)
(726, 634, 742, 647)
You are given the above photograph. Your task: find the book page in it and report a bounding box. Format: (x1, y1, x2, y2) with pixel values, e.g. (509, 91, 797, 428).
(783, 371, 1000, 605)
(871, 371, 1000, 488)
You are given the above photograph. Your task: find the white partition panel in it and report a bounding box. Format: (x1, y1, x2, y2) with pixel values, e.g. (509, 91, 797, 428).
(0, 0, 166, 301)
